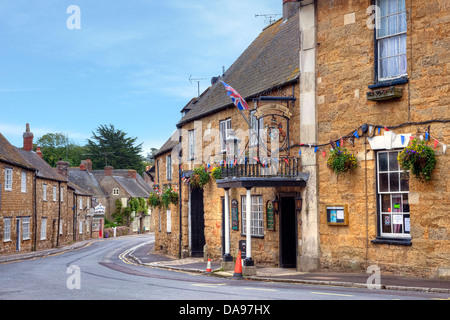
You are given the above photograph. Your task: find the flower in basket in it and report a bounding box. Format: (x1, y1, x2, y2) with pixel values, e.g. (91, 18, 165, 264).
(190, 167, 211, 189)
(397, 138, 436, 182)
(326, 147, 358, 175)
(211, 166, 222, 180)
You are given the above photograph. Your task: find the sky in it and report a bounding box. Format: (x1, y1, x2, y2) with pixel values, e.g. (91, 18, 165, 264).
(0, 0, 283, 157)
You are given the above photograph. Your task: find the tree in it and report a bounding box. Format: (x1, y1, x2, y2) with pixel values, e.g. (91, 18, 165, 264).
(86, 124, 144, 172)
(35, 133, 87, 167)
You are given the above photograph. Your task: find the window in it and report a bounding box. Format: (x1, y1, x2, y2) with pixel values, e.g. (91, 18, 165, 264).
(79, 221, 83, 234)
(220, 118, 232, 152)
(3, 218, 11, 241)
(59, 219, 63, 235)
(166, 155, 172, 180)
(113, 188, 119, 196)
(53, 186, 57, 202)
(5, 168, 12, 191)
(167, 209, 171, 233)
(40, 218, 47, 240)
(188, 130, 195, 160)
(22, 217, 30, 240)
(21, 171, 27, 193)
(79, 198, 83, 210)
(377, 150, 410, 238)
(43, 184, 47, 201)
(376, 0, 407, 81)
(250, 111, 264, 147)
(60, 187, 64, 202)
(241, 195, 264, 237)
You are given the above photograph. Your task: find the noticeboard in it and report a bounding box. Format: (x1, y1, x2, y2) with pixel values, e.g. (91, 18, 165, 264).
(326, 205, 349, 226)
(231, 199, 239, 231)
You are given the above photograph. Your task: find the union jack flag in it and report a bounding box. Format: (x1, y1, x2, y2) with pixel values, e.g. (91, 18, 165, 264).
(220, 81, 249, 110)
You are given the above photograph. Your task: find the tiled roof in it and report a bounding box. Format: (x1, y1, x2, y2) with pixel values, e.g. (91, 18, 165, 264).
(15, 148, 67, 182)
(0, 133, 35, 170)
(177, 13, 300, 127)
(153, 130, 179, 159)
(113, 176, 150, 198)
(68, 169, 109, 198)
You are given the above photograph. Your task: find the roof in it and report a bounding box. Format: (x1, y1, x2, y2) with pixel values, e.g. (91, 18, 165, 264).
(15, 148, 67, 182)
(0, 133, 35, 171)
(68, 168, 109, 198)
(153, 130, 180, 158)
(68, 181, 92, 196)
(177, 13, 300, 127)
(113, 176, 150, 198)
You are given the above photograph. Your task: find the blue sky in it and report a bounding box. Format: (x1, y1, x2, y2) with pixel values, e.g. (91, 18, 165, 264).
(0, 0, 282, 157)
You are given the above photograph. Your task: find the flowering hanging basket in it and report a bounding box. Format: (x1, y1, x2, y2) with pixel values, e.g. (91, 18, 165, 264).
(327, 147, 358, 175)
(190, 167, 211, 189)
(397, 139, 436, 182)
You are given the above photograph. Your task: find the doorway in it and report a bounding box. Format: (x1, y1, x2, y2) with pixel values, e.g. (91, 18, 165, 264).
(280, 197, 297, 268)
(190, 187, 205, 257)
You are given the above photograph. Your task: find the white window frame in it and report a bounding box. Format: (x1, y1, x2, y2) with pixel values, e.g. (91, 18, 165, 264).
(113, 188, 119, 196)
(250, 111, 264, 147)
(220, 118, 232, 152)
(59, 219, 63, 235)
(53, 185, 57, 202)
(79, 198, 83, 210)
(241, 195, 264, 237)
(166, 155, 172, 180)
(43, 184, 47, 201)
(60, 187, 64, 202)
(40, 218, 47, 240)
(22, 217, 30, 240)
(79, 221, 83, 234)
(375, 0, 407, 81)
(188, 130, 195, 160)
(377, 150, 410, 239)
(21, 171, 27, 193)
(5, 168, 13, 191)
(166, 209, 171, 233)
(3, 218, 11, 242)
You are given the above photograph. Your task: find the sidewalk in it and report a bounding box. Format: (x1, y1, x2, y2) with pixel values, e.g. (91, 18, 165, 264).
(130, 242, 450, 294)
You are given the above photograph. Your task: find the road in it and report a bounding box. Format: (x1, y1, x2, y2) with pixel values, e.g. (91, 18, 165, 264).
(1, 235, 448, 308)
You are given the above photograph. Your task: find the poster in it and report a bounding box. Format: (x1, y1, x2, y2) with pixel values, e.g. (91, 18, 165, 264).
(231, 199, 239, 231)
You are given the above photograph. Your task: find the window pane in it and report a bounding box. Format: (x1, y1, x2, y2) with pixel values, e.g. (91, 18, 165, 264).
(378, 152, 388, 171)
(381, 194, 391, 212)
(392, 194, 402, 212)
(388, 15, 397, 35)
(390, 36, 399, 55)
(390, 172, 400, 192)
(379, 173, 389, 192)
(403, 214, 410, 234)
(388, 57, 399, 78)
(380, 58, 388, 79)
(382, 214, 392, 233)
(399, 0, 406, 12)
(379, 0, 387, 17)
(400, 172, 409, 191)
(380, 38, 389, 58)
(379, 17, 388, 37)
(388, 0, 398, 15)
(399, 34, 407, 54)
(402, 194, 410, 212)
(392, 214, 403, 233)
(399, 12, 407, 32)
(389, 151, 399, 171)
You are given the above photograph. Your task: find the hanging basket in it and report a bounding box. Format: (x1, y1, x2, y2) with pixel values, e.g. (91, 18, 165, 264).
(397, 139, 436, 182)
(326, 147, 358, 175)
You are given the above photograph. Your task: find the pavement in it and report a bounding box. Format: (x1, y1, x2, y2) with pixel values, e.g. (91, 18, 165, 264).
(1, 234, 449, 295)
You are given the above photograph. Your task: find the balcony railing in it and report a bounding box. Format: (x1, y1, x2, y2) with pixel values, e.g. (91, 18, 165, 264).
(220, 157, 301, 179)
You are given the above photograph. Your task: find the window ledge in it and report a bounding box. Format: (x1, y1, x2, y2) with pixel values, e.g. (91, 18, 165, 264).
(368, 77, 408, 89)
(371, 237, 412, 246)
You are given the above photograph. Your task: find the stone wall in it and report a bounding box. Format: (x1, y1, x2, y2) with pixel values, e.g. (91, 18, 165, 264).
(316, 0, 450, 277)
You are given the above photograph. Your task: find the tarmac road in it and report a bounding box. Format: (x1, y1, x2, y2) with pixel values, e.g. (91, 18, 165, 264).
(0, 234, 449, 305)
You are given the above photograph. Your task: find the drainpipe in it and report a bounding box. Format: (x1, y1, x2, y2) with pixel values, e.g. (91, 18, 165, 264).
(32, 171, 37, 251)
(178, 164, 182, 259)
(56, 181, 61, 247)
(223, 188, 232, 262)
(244, 187, 254, 267)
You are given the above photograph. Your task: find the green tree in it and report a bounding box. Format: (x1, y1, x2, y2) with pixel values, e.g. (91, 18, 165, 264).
(35, 133, 87, 167)
(87, 124, 144, 172)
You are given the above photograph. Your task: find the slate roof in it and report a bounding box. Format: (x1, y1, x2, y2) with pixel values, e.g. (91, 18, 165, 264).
(177, 13, 300, 127)
(15, 148, 67, 182)
(153, 130, 179, 159)
(0, 133, 35, 170)
(113, 176, 150, 198)
(68, 168, 109, 198)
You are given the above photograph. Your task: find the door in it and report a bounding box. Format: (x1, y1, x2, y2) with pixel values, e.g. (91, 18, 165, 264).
(190, 187, 205, 257)
(280, 197, 297, 268)
(16, 218, 21, 252)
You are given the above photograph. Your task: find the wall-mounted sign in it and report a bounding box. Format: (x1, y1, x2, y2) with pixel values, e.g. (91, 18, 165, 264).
(326, 205, 348, 226)
(266, 200, 275, 231)
(231, 199, 239, 231)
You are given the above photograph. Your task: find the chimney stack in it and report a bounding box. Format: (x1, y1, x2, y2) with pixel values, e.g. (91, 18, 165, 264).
(23, 123, 34, 152)
(57, 159, 70, 179)
(81, 159, 93, 172)
(128, 169, 137, 180)
(283, 0, 300, 21)
(36, 147, 43, 159)
(105, 166, 113, 177)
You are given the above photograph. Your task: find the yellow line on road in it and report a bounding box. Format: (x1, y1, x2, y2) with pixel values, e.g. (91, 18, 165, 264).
(243, 287, 278, 292)
(311, 291, 354, 297)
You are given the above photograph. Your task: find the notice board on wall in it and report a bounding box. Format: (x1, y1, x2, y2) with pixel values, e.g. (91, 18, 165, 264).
(326, 205, 348, 226)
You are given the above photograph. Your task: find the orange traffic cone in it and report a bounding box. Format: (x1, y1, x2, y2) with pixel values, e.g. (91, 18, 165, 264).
(233, 250, 243, 279)
(206, 258, 212, 273)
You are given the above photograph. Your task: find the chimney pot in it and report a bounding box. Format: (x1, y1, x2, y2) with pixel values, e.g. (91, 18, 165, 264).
(23, 123, 34, 152)
(36, 147, 43, 158)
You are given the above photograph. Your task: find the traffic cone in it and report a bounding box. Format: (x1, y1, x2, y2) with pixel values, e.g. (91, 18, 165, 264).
(233, 250, 243, 279)
(206, 258, 212, 273)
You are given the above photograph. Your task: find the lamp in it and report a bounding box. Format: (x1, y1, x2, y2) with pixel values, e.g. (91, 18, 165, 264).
(272, 197, 279, 214)
(295, 193, 303, 214)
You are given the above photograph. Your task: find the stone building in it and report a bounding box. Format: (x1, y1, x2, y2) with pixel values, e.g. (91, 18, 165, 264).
(154, 2, 305, 273)
(303, 0, 450, 278)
